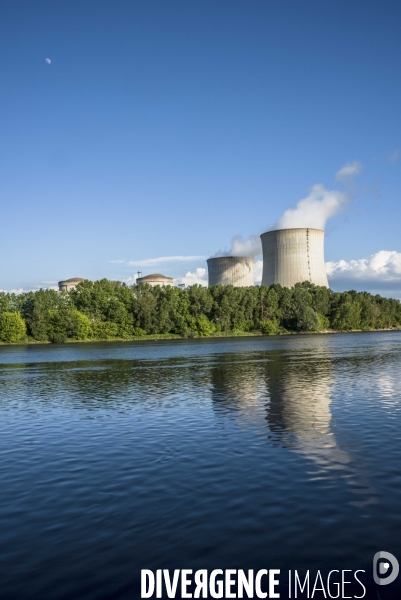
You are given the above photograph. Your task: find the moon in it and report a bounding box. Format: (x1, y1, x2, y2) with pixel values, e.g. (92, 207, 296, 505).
(45, 58, 51, 64)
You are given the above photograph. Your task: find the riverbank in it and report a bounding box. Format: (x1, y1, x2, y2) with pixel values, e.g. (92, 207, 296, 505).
(1, 327, 400, 346)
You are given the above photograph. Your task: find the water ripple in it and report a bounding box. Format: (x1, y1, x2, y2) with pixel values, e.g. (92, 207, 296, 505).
(0, 332, 400, 599)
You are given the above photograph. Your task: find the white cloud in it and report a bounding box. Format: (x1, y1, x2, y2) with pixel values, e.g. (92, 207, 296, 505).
(174, 268, 208, 287)
(128, 255, 206, 267)
(108, 259, 125, 264)
(335, 161, 362, 182)
(389, 149, 400, 163)
(0, 282, 58, 294)
(0, 288, 24, 295)
(123, 274, 139, 286)
(45, 58, 51, 64)
(326, 250, 401, 292)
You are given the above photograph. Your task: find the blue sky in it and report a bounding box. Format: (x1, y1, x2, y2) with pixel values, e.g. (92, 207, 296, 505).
(1, 0, 400, 295)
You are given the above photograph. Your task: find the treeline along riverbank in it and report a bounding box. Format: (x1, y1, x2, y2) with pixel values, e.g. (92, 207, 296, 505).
(0, 279, 400, 344)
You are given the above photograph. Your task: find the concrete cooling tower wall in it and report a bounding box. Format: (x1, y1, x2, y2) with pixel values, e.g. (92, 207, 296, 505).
(260, 228, 329, 288)
(207, 256, 254, 287)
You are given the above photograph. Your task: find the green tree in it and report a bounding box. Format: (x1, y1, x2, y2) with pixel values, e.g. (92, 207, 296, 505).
(195, 314, 216, 336)
(310, 285, 332, 316)
(0, 292, 13, 313)
(317, 313, 330, 330)
(260, 319, 279, 335)
(91, 321, 119, 339)
(3, 278, 401, 343)
(132, 284, 158, 333)
(0, 312, 27, 342)
(70, 310, 92, 340)
(23, 289, 62, 341)
(296, 306, 320, 332)
(47, 310, 69, 343)
(264, 287, 280, 320)
(331, 293, 362, 330)
(188, 285, 213, 318)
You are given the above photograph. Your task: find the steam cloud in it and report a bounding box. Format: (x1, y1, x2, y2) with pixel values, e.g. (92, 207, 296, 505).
(276, 184, 348, 230)
(214, 234, 262, 258)
(277, 161, 360, 229)
(215, 162, 361, 258)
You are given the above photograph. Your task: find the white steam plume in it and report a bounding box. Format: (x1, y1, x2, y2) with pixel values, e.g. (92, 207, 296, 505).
(277, 162, 361, 230)
(214, 162, 361, 258)
(214, 234, 262, 258)
(276, 183, 348, 230)
(335, 161, 362, 182)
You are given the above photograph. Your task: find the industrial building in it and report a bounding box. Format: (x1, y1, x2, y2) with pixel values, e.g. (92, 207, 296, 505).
(56, 226, 330, 292)
(58, 277, 85, 292)
(136, 273, 173, 287)
(207, 256, 254, 287)
(260, 227, 329, 288)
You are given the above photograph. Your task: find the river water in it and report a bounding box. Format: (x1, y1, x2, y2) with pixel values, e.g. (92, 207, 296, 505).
(0, 332, 400, 599)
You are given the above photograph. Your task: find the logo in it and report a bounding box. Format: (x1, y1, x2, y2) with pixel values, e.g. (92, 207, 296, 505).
(373, 551, 399, 586)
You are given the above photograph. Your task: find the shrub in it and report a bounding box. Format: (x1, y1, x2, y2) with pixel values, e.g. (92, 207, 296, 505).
(47, 310, 69, 343)
(195, 314, 216, 336)
(71, 310, 92, 340)
(232, 319, 254, 333)
(317, 313, 330, 331)
(0, 312, 27, 343)
(91, 321, 119, 339)
(260, 319, 279, 335)
(296, 306, 320, 332)
(332, 299, 362, 331)
(132, 327, 147, 336)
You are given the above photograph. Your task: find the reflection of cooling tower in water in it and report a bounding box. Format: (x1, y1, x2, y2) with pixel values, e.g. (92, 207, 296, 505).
(210, 355, 266, 423)
(279, 368, 332, 439)
(265, 352, 337, 445)
(264, 350, 333, 439)
(264, 350, 375, 506)
(207, 345, 375, 506)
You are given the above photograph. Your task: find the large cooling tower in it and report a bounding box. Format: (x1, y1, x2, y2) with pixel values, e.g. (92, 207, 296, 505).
(207, 256, 254, 287)
(260, 228, 329, 288)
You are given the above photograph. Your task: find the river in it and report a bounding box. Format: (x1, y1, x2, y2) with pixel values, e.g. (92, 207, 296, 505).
(0, 332, 400, 599)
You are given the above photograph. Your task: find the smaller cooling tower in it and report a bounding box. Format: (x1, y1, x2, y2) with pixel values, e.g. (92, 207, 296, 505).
(207, 256, 254, 287)
(260, 228, 329, 288)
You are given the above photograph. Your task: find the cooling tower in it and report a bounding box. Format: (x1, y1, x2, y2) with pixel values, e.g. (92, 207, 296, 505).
(260, 228, 329, 288)
(207, 256, 254, 287)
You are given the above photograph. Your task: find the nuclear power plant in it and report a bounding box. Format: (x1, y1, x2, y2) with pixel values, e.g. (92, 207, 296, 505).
(260, 227, 329, 288)
(207, 256, 254, 287)
(57, 229, 330, 290)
